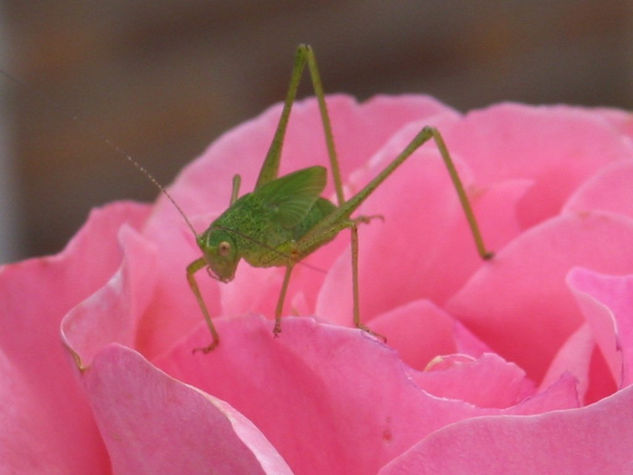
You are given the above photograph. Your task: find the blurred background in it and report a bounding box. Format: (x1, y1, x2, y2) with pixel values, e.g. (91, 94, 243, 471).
(0, 0, 632, 263)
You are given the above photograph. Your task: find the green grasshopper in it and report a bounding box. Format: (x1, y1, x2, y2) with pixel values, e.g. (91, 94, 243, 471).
(174, 44, 493, 352)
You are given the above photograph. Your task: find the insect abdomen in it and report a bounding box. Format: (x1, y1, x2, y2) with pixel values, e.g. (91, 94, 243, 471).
(239, 197, 338, 268)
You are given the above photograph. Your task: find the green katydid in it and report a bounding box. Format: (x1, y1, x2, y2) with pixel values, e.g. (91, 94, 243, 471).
(177, 44, 493, 352)
(2, 44, 492, 352)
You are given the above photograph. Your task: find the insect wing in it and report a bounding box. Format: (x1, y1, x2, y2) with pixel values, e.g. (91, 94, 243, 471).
(256, 166, 327, 228)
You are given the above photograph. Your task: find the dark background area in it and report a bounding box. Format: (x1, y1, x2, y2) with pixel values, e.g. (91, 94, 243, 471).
(1, 0, 632, 263)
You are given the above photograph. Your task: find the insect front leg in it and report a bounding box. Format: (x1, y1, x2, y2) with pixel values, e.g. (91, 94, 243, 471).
(187, 257, 220, 353)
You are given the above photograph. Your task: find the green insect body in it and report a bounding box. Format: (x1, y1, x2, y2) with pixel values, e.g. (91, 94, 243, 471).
(199, 166, 338, 278)
(181, 44, 493, 353)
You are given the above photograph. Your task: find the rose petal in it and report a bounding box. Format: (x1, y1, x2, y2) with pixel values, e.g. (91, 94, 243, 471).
(453, 320, 494, 356)
(540, 320, 617, 406)
(410, 353, 535, 408)
(444, 103, 633, 229)
(508, 372, 579, 414)
(83, 344, 291, 473)
(379, 383, 633, 474)
(591, 107, 633, 139)
(567, 267, 633, 387)
(564, 160, 633, 220)
(157, 316, 528, 474)
(0, 202, 148, 472)
(540, 323, 617, 405)
(61, 225, 158, 368)
(540, 323, 595, 401)
(369, 299, 457, 370)
(583, 340, 618, 404)
(447, 211, 633, 382)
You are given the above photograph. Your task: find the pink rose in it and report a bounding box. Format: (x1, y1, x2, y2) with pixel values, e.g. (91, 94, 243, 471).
(3, 95, 633, 472)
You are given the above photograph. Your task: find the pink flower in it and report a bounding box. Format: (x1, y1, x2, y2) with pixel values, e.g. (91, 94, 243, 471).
(3, 95, 633, 472)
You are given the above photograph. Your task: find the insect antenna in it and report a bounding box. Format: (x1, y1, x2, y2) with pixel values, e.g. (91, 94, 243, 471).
(0, 68, 199, 238)
(100, 137, 198, 237)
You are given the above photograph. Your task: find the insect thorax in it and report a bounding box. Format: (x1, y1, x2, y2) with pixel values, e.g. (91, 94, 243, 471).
(208, 194, 338, 268)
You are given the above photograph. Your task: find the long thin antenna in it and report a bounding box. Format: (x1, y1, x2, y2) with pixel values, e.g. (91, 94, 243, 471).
(0, 69, 199, 238)
(101, 137, 198, 237)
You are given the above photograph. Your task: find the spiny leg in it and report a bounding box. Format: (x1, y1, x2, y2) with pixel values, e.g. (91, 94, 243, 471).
(255, 44, 344, 205)
(255, 49, 305, 187)
(429, 128, 493, 259)
(273, 264, 295, 336)
(302, 126, 494, 261)
(295, 126, 493, 338)
(300, 47, 389, 338)
(303, 45, 344, 204)
(187, 257, 220, 353)
(287, 46, 389, 339)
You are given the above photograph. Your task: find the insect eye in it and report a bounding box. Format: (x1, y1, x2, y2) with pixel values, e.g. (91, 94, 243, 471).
(218, 241, 231, 256)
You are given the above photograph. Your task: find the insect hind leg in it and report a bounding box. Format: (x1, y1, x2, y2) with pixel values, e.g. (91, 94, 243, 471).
(255, 44, 345, 206)
(350, 221, 387, 342)
(427, 126, 493, 260)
